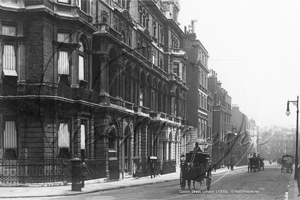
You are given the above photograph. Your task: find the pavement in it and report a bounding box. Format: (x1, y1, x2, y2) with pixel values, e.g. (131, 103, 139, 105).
(0, 166, 244, 199)
(287, 168, 300, 200)
(0, 164, 297, 199)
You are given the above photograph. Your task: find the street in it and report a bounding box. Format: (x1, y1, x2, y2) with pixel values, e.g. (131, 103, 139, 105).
(15, 163, 290, 200)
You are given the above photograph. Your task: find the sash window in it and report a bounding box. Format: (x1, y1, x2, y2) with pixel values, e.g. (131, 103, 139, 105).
(58, 50, 69, 75)
(3, 121, 17, 158)
(3, 44, 17, 76)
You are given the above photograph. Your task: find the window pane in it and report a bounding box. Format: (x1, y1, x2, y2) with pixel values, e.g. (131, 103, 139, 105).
(173, 63, 179, 76)
(58, 51, 69, 74)
(2, 25, 16, 36)
(80, 0, 88, 13)
(57, 33, 70, 43)
(81, 124, 86, 150)
(4, 121, 17, 149)
(79, 55, 85, 80)
(3, 45, 17, 76)
(58, 0, 70, 4)
(58, 123, 70, 148)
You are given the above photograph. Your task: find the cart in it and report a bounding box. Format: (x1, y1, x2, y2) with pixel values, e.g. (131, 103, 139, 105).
(281, 155, 293, 173)
(180, 152, 211, 191)
(248, 157, 260, 172)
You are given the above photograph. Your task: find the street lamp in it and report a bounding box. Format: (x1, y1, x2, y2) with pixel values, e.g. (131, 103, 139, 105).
(286, 96, 299, 180)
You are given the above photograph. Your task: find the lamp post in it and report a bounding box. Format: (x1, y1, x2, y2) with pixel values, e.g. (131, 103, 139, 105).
(286, 96, 299, 180)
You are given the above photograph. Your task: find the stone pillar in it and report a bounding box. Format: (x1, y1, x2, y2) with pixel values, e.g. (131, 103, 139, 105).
(72, 117, 81, 158)
(96, 53, 109, 95)
(141, 125, 148, 162)
(71, 45, 80, 87)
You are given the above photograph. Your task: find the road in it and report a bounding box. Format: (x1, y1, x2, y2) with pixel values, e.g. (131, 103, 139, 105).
(13, 163, 291, 200)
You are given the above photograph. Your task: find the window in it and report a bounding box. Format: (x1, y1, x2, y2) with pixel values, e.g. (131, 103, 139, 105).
(57, 32, 70, 43)
(2, 24, 16, 36)
(160, 27, 164, 45)
(3, 121, 17, 158)
(58, 0, 70, 4)
(58, 50, 70, 75)
(58, 123, 70, 148)
(139, 87, 144, 106)
(58, 123, 70, 158)
(108, 126, 117, 149)
(160, 57, 163, 68)
(79, 0, 90, 14)
(3, 44, 17, 76)
(153, 21, 157, 37)
(80, 124, 86, 158)
(78, 41, 85, 80)
(173, 63, 179, 76)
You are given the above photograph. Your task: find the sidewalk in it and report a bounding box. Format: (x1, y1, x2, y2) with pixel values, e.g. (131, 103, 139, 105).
(0, 166, 245, 199)
(287, 170, 300, 200)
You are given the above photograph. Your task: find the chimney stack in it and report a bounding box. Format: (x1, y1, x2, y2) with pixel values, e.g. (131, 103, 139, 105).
(191, 20, 197, 33)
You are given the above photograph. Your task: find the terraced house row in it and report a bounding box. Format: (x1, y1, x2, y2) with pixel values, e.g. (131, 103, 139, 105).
(0, 0, 230, 185)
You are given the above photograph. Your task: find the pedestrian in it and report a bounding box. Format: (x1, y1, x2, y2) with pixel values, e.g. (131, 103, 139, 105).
(81, 159, 90, 188)
(148, 156, 156, 178)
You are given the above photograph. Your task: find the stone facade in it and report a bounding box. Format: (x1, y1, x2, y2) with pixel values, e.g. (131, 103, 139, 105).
(0, 0, 188, 184)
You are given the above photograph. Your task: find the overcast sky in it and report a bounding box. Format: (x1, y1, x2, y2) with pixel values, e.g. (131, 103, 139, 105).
(178, 0, 300, 128)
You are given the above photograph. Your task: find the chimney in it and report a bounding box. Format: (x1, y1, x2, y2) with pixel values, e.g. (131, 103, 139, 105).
(191, 20, 197, 33)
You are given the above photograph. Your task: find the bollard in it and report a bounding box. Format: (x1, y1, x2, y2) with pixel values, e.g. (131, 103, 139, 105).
(71, 157, 82, 191)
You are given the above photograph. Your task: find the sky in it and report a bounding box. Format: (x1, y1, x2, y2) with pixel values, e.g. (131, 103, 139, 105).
(178, 0, 300, 128)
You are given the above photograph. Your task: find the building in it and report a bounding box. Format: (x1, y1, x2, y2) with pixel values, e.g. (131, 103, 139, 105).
(208, 70, 232, 168)
(0, 0, 189, 185)
(181, 20, 210, 154)
(249, 119, 259, 153)
(231, 105, 252, 166)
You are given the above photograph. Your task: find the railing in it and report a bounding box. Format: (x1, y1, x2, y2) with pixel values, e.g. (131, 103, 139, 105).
(0, 158, 114, 185)
(85, 159, 107, 180)
(0, 158, 71, 185)
(94, 23, 123, 41)
(162, 160, 176, 174)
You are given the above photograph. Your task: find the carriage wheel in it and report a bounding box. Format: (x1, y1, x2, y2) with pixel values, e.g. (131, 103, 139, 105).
(281, 167, 283, 173)
(206, 177, 211, 191)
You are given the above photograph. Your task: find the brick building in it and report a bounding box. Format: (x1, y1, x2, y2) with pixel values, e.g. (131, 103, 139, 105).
(208, 70, 232, 168)
(181, 21, 211, 155)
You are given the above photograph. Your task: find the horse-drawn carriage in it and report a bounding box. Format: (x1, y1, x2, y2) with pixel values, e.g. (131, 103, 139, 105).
(248, 157, 264, 172)
(281, 155, 293, 173)
(180, 152, 212, 191)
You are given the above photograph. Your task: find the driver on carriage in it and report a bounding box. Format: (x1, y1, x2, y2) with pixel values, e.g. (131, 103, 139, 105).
(252, 152, 257, 158)
(194, 142, 202, 153)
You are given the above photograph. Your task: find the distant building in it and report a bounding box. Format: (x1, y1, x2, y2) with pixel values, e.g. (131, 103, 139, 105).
(208, 70, 232, 168)
(231, 105, 251, 165)
(182, 23, 210, 154)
